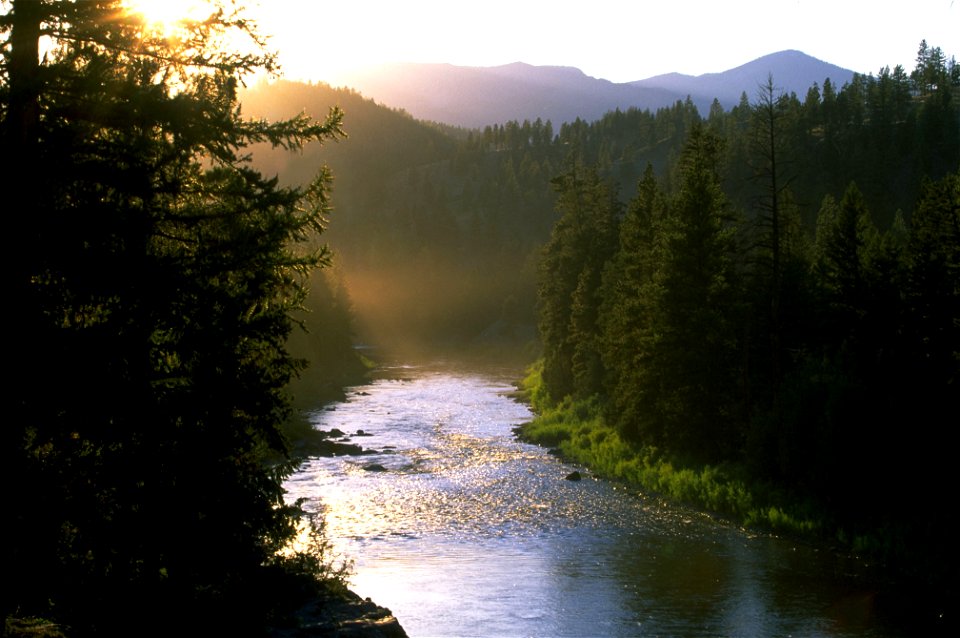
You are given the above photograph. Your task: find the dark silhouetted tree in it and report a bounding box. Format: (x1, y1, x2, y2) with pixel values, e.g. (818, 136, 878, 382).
(1, 1, 343, 632)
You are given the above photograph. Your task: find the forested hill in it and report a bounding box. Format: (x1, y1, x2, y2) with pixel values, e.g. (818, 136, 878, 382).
(240, 80, 457, 189)
(241, 80, 507, 353)
(236, 44, 960, 584)
(331, 50, 854, 127)
(242, 41, 956, 361)
(532, 42, 959, 582)
(242, 79, 565, 353)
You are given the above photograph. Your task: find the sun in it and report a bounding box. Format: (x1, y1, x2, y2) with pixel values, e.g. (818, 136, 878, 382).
(123, 0, 213, 36)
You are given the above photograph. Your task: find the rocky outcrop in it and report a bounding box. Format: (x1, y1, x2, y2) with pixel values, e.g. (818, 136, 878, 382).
(272, 590, 407, 638)
(8, 590, 408, 638)
(289, 428, 379, 459)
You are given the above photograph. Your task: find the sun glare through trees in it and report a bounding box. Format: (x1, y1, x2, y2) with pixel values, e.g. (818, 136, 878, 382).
(122, 0, 209, 35)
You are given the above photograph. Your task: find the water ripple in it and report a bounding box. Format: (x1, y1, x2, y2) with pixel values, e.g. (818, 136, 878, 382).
(284, 365, 911, 638)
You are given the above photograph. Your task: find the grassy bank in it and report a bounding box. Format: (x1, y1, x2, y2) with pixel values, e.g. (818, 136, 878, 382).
(517, 360, 960, 595)
(516, 362, 822, 538)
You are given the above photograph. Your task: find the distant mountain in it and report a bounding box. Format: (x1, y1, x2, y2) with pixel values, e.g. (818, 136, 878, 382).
(335, 51, 855, 128)
(632, 50, 856, 110)
(338, 61, 680, 129)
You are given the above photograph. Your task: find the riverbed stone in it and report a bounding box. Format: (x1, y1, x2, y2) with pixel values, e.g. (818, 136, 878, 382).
(271, 589, 407, 638)
(363, 463, 388, 472)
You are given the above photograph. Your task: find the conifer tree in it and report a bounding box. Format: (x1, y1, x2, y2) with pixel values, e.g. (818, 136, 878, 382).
(600, 164, 665, 437)
(1, 1, 343, 631)
(538, 164, 619, 400)
(641, 124, 742, 459)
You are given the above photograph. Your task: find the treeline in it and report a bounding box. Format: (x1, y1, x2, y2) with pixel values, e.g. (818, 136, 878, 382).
(536, 43, 959, 575)
(242, 84, 699, 350)
(247, 43, 957, 359)
(287, 267, 371, 406)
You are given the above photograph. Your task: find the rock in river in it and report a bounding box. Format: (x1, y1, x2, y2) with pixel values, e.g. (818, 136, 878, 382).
(363, 463, 389, 473)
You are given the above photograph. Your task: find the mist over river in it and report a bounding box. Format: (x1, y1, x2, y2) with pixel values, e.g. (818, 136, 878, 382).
(284, 360, 940, 637)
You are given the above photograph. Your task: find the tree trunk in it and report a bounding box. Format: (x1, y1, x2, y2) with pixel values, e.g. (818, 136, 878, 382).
(5, 0, 42, 152)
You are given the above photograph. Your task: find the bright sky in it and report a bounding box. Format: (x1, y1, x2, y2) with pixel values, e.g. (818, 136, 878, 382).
(247, 0, 958, 84)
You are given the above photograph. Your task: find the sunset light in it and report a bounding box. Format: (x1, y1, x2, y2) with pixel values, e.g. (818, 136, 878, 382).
(248, 0, 958, 85)
(123, 0, 211, 36)
(2, 0, 957, 634)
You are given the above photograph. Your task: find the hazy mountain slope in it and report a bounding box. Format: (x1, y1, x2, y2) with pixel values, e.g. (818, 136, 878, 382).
(338, 61, 681, 128)
(633, 50, 856, 108)
(334, 51, 854, 127)
(240, 80, 456, 188)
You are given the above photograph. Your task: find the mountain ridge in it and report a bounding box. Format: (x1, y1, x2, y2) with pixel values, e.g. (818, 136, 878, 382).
(632, 49, 855, 106)
(334, 50, 855, 128)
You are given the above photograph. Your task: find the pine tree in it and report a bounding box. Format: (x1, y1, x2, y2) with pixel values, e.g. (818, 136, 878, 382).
(637, 125, 742, 460)
(1, 1, 344, 631)
(815, 183, 877, 322)
(600, 164, 666, 438)
(537, 164, 619, 401)
(749, 74, 796, 390)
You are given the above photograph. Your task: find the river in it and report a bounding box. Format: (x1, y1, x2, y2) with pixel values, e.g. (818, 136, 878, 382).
(284, 361, 940, 637)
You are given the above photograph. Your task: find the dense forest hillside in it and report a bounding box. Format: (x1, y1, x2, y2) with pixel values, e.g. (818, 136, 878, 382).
(242, 80, 518, 354)
(242, 43, 956, 363)
(532, 41, 959, 582)
(242, 81, 705, 352)
(242, 43, 959, 581)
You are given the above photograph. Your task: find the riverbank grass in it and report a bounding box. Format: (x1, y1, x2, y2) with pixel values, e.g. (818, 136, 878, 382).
(517, 363, 820, 537)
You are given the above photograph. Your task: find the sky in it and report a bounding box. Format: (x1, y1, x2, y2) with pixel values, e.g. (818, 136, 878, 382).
(248, 0, 959, 85)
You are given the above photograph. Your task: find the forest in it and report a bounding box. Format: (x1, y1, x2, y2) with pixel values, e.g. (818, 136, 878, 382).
(2, 0, 957, 632)
(242, 44, 957, 371)
(530, 44, 960, 583)
(245, 42, 959, 583)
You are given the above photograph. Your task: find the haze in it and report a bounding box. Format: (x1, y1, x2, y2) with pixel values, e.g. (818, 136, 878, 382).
(251, 0, 958, 84)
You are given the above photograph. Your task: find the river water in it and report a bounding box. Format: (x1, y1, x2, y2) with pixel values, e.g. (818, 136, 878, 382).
(284, 361, 938, 637)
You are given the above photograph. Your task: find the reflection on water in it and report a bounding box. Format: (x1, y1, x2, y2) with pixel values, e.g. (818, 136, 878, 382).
(285, 363, 922, 637)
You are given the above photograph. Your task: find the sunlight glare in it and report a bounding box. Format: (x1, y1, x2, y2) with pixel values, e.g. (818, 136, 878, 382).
(124, 0, 212, 37)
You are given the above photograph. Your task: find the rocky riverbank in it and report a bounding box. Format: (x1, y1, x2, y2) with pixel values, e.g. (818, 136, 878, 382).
(4, 593, 408, 638)
(271, 589, 407, 638)
(279, 425, 408, 637)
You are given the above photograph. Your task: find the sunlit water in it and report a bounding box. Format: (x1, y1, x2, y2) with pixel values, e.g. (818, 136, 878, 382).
(285, 362, 938, 637)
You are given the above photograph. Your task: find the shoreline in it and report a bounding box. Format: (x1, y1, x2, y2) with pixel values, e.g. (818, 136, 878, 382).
(271, 588, 407, 638)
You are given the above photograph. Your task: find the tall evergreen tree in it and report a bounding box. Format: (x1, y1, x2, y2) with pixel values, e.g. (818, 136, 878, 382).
(748, 74, 801, 397)
(600, 164, 666, 436)
(1, 1, 344, 631)
(636, 125, 742, 459)
(537, 164, 619, 400)
(815, 183, 878, 329)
